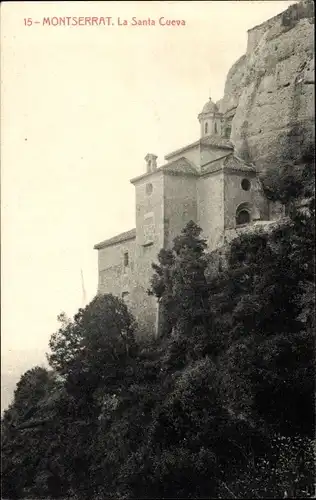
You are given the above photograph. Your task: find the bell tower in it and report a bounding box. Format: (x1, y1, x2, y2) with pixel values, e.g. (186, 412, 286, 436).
(198, 97, 223, 138)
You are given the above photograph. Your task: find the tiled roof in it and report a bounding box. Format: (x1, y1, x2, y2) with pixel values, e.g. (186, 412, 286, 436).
(201, 153, 256, 176)
(162, 156, 198, 175)
(223, 154, 256, 172)
(130, 157, 198, 184)
(201, 135, 234, 149)
(165, 135, 233, 161)
(94, 228, 136, 250)
(201, 156, 228, 175)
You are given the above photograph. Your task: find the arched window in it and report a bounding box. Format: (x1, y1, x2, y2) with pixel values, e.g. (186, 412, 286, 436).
(204, 122, 208, 135)
(236, 203, 251, 226)
(214, 122, 218, 134)
(236, 210, 250, 225)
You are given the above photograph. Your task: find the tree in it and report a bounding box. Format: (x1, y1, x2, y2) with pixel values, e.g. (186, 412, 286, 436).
(149, 221, 221, 368)
(150, 221, 208, 327)
(45, 294, 139, 497)
(48, 294, 137, 399)
(1, 367, 69, 499)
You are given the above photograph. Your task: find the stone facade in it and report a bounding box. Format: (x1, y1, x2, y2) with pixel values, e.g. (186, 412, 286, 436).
(95, 99, 268, 335)
(94, 1, 314, 336)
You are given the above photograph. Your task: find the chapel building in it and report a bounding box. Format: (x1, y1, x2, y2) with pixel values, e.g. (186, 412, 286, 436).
(94, 98, 271, 335)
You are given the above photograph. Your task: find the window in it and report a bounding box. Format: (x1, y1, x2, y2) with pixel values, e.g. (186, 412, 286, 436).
(236, 202, 252, 226)
(225, 126, 231, 139)
(218, 259, 223, 272)
(214, 122, 218, 134)
(143, 212, 154, 246)
(241, 178, 251, 191)
(122, 291, 129, 300)
(236, 209, 251, 226)
(123, 252, 129, 267)
(204, 122, 208, 135)
(146, 183, 153, 196)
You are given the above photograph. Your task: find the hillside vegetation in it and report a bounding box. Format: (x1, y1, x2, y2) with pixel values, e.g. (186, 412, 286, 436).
(2, 150, 315, 499)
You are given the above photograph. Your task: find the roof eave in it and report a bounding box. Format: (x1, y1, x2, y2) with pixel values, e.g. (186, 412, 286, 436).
(94, 236, 136, 250)
(130, 168, 164, 184)
(202, 144, 234, 151)
(200, 167, 224, 177)
(94, 231, 136, 250)
(223, 166, 256, 174)
(164, 170, 198, 178)
(164, 140, 200, 161)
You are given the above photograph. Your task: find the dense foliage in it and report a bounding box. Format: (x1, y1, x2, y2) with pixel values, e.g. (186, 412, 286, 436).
(2, 153, 315, 499)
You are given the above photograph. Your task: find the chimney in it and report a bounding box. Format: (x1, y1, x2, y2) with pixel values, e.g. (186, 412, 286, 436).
(145, 153, 158, 173)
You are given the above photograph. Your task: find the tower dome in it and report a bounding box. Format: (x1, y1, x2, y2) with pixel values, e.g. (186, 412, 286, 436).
(198, 97, 222, 138)
(201, 97, 219, 115)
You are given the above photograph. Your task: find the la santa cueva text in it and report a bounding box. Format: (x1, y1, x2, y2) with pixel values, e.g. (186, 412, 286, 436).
(24, 16, 187, 27)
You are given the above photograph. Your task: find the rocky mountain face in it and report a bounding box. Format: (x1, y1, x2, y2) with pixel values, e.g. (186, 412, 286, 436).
(219, 0, 314, 170)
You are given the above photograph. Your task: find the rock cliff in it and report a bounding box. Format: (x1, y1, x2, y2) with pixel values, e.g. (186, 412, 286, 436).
(222, 0, 314, 170)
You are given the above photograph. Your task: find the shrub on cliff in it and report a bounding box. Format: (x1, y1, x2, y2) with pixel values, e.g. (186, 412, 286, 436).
(220, 434, 315, 499)
(106, 355, 266, 500)
(217, 148, 315, 437)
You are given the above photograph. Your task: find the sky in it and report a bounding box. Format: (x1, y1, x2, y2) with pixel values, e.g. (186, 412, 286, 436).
(1, 0, 296, 411)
